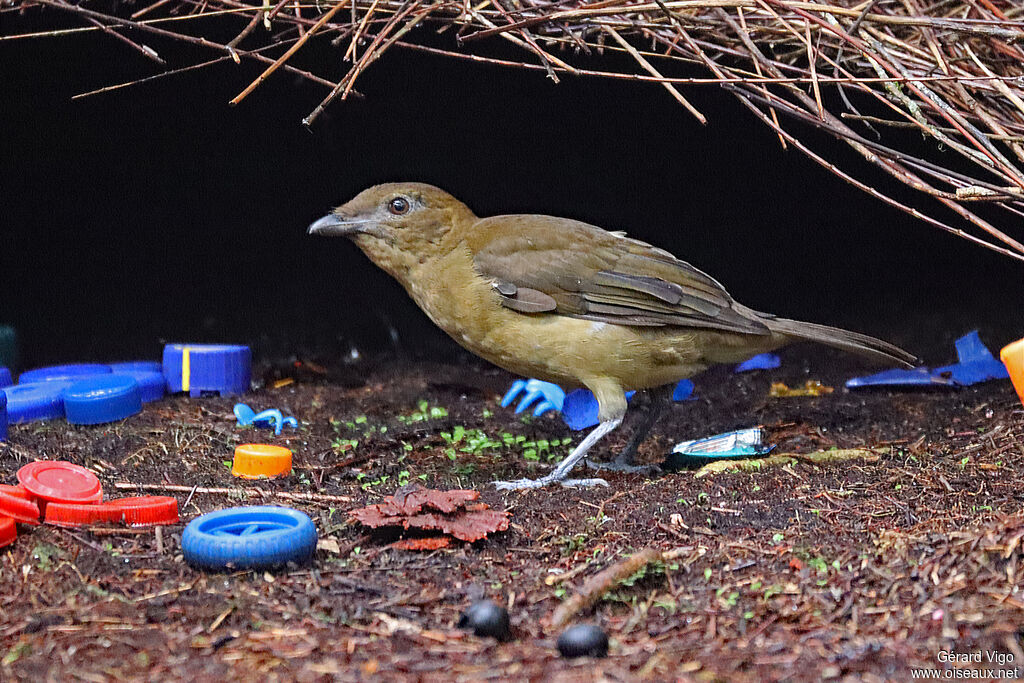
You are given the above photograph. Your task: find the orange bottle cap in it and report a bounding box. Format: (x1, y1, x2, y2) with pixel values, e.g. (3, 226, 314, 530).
(1000, 337, 1024, 406)
(232, 444, 293, 479)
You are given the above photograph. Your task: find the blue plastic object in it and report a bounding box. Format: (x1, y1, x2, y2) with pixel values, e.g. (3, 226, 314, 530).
(163, 344, 251, 397)
(181, 506, 318, 570)
(111, 370, 165, 403)
(672, 379, 695, 402)
(933, 331, 1008, 385)
(109, 360, 163, 374)
(234, 403, 257, 425)
(560, 379, 695, 431)
(0, 391, 7, 442)
(562, 389, 636, 431)
(0, 367, 11, 389)
(2, 382, 70, 423)
(665, 427, 774, 468)
(735, 353, 781, 372)
(846, 367, 952, 388)
(847, 330, 1007, 389)
(234, 403, 298, 436)
(63, 375, 143, 425)
(503, 377, 697, 431)
(672, 427, 773, 458)
(501, 379, 566, 417)
(19, 363, 112, 384)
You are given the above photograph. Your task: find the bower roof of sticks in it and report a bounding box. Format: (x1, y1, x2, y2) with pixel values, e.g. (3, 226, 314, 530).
(6, 0, 1024, 260)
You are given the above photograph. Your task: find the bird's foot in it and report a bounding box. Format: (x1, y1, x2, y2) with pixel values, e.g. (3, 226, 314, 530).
(493, 475, 609, 490)
(585, 459, 661, 476)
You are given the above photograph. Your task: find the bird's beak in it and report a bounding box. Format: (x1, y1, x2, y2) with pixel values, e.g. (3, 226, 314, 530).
(307, 212, 370, 237)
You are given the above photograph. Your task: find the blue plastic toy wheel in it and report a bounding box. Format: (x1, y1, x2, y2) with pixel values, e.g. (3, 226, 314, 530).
(181, 506, 318, 570)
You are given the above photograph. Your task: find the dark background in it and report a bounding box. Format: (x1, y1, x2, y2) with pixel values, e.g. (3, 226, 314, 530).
(2, 11, 1022, 371)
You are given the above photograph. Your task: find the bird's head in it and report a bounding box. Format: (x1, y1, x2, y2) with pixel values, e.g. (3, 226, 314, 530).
(308, 182, 477, 282)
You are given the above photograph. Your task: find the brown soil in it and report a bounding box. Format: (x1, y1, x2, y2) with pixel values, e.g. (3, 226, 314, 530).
(2, 349, 1022, 682)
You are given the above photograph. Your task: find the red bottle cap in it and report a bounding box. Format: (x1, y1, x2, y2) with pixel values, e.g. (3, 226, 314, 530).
(0, 484, 34, 501)
(0, 490, 40, 525)
(45, 496, 179, 527)
(109, 496, 179, 526)
(17, 461, 102, 504)
(0, 518, 16, 548)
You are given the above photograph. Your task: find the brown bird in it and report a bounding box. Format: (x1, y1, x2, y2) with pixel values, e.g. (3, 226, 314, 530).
(309, 183, 914, 489)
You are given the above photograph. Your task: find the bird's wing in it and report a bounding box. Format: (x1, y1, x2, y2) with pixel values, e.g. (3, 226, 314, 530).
(468, 215, 771, 335)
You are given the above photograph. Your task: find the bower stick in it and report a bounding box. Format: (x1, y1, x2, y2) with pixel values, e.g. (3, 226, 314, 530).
(549, 546, 663, 629)
(113, 482, 354, 503)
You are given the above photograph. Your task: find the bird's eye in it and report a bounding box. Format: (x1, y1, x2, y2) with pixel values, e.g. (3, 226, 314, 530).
(388, 197, 410, 215)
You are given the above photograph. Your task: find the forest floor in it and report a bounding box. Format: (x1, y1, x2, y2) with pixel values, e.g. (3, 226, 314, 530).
(2, 344, 1023, 682)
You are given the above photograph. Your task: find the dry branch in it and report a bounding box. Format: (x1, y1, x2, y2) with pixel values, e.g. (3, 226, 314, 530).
(5, 0, 1024, 258)
(549, 546, 663, 629)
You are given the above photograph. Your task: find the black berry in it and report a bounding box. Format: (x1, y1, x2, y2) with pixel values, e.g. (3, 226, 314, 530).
(557, 624, 608, 658)
(458, 600, 511, 641)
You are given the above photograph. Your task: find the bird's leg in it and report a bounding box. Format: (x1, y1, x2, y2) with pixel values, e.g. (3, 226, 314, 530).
(588, 385, 672, 474)
(494, 379, 627, 490)
(493, 416, 623, 490)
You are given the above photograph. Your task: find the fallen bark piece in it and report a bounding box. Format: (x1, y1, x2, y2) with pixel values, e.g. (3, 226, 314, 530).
(350, 485, 509, 544)
(391, 537, 452, 551)
(694, 448, 878, 478)
(550, 547, 662, 630)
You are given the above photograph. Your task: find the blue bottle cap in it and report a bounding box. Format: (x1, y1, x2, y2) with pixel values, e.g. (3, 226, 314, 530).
(111, 370, 165, 403)
(64, 375, 143, 425)
(0, 367, 11, 389)
(3, 382, 70, 423)
(0, 391, 7, 442)
(109, 361, 163, 374)
(19, 363, 112, 384)
(163, 344, 251, 397)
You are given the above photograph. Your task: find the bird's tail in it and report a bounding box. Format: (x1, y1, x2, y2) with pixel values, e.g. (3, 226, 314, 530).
(767, 317, 916, 368)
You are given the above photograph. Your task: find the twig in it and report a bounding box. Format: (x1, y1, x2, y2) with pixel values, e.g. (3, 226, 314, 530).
(549, 546, 662, 629)
(113, 482, 355, 503)
(230, 0, 350, 105)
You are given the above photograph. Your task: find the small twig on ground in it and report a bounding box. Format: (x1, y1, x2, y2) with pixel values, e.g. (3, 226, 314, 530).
(549, 546, 662, 629)
(113, 482, 355, 504)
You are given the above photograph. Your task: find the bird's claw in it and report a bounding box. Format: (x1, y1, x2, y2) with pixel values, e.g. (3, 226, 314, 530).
(493, 476, 608, 490)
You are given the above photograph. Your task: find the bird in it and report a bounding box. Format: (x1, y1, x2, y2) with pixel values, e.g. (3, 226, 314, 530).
(308, 182, 914, 490)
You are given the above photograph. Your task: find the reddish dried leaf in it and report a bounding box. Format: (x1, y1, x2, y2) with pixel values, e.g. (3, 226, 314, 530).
(382, 486, 480, 516)
(349, 486, 510, 542)
(401, 509, 510, 542)
(348, 505, 405, 528)
(391, 537, 452, 551)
